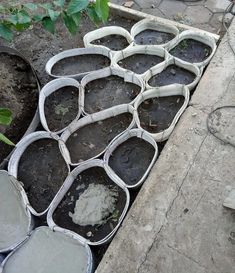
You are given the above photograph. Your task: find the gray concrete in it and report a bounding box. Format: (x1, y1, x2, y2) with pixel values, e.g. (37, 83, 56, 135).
(111, 0, 233, 33)
(96, 17, 235, 273)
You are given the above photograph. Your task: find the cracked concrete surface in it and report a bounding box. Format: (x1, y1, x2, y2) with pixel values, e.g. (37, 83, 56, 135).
(96, 16, 235, 273)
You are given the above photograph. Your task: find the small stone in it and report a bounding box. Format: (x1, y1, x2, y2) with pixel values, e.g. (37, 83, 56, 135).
(170, 68, 176, 75)
(151, 4, 155, 8)
(192, 113, 197, 117)
(86, 231, 92, 237)
(123, 1, 134, 8)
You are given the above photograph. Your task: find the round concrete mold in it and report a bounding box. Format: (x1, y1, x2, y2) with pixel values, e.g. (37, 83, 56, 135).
(83, 26, 133, 53)
(0, 226, 93, 273)
(47, 159, 130, 246)
(134, 84, 190, 142)
(45, 47, 112, 80)
(131, 18, 179, 47)
(144, 56, 201, 91)
(112, 45, 169, 78)
(166, 30, 217, 68)
(39, 78, 82, 134)
(60, 105, 135, 166)
(104, 129, 158, 189)
(0, 171, 32, 253)
(80, 67, 145, 114)
(8, 132, 70, 216)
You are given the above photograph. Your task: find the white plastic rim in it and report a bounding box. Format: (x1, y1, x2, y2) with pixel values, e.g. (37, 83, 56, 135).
(0, 171, 33, 254)
(7, 131, 70, 217)
(144, 56, 202, 91)
(39, 78, 82, 134)
(104, 129, 158, 189)
(47, 159, 130, 246)
(166, 29, 217, 68)
(60, 104, 136, 166)
(131, 18, 179, 47)
(80, 66, 145, 115)
(134, 84, 190, 142)
(0, 226, 93, 273)
(45, 47, 112, 80)
(112, 45, 170, 78)
(83, 26, 133, 53)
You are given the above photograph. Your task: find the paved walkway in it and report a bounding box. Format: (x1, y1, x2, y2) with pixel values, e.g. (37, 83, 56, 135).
(111, 0, 233, 33)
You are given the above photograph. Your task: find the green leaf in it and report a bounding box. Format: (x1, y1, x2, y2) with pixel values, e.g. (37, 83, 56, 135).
(23, 3, 38, 11)
(0, 133, 15, 146)
(0, 24, 13, 41)
(63, 12, 77, 34)
(0, 108, 13, 125)
(71, 12, 81, 26)
(67, 0, 89, 15)
(95, 0, 109, 22)
(17, 10, 31, 24)
(87, 6, 101, 25)
(14, 23, 31, 31)
(48, 9, 60, 21)
(42, 17, 55, 34)
(0, 5, 5, 12)
(33, 14, 47, 22)
(39, 3, 53, 10)
(53, 0, 65, 8)
(8, 14, 18, 25)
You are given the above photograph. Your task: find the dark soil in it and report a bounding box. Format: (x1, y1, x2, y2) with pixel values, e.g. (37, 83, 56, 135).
(134, 29, 175, 45)
(0, 53, 38, 164)
(52, 167, 127, 242)
(138, 96, 185, 133)
(66, 113, 133, 163)
(148, 64, 196, 87)
(118, 54, 164, 74)
(51, 54, 111, 76)
(44, 86, 80, 132)
(169, 39, 212, 63)
(109, 137, 155, 186)
(18, 138, 69, 213)
(91, 34, 130, 51)
(84, 75, 141, 114)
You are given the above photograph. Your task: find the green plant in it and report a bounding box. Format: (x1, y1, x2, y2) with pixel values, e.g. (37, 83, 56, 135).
(0, 108, 15, 145)
(0, 0, 109, 41)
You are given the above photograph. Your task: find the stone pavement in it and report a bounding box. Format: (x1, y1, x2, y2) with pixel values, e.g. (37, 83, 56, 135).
(111, 0, 233, 33)
(96, 14, 235, 273)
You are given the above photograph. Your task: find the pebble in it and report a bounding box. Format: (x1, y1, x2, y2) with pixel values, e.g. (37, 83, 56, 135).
(170, 68, 176, 75)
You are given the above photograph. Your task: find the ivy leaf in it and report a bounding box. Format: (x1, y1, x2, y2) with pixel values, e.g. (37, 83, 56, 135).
(0, 133, 15, 146)
(0, 24, 13, 41)
(8, 14, 18, 25)
(87, 6, 101, 25)
(33, 14, 47, 22)
(72, 12, 81, 26)
(95, 0, 109, 22)
(39, 3, 53, 10)
(23, 3, 38, 11)
(48, 9, 60, 21)
(17, 10, 31, 24)
(42, 17, 55, 33)
(0, 108, 13, 125)
(53, 0, 65, 8)
(67, 0, 89, 15)
(63, 12, 77, 34)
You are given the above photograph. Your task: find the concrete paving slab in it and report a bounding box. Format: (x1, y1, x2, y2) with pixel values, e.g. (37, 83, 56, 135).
(159, 0, 187, 18)
(184, 5, 213, 24)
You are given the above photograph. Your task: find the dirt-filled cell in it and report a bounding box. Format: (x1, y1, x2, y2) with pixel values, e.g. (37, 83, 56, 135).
(91, 34, 130, 51)
(134, 29, 175, 45)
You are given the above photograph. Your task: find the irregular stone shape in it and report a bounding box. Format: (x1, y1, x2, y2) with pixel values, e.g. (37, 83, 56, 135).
(184, 5, 212, 24)
(2, 227, 90, 273)
(0, 171, 31, 251)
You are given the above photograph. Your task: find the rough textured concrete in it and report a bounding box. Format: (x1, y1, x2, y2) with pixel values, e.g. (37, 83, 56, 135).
(111, 0, 233, 33)
(96, 17, 235, 273)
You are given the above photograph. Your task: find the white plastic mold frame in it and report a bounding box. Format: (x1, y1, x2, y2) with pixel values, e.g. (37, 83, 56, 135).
(80, 66, 145, 115)
(83, 26, 133, 54)
(131, 18, 179, 47)
(7, 131, 70, 217)
(60, 104, 136, 166)
(47, 159, 130, 246)
(112, 45, 170, 79)
(45, 47, 112, 80)
(144, 56, 202, 91)
(104, 129, 158, 189)
(134, 84, 190, 142)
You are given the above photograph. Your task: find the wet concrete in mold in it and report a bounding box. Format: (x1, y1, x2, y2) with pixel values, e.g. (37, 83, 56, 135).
(44, 86, 80, 132)
(91, 34, 130, 51)
(53, 167, 127, 242)
(118, 54, 164, 74)
(84, 75, 141, 114)
(18, 139, 68, 212)
(169, 39, 212, 63)
(148, 64, 196, 87)
(66, 113, 133, 163)
(52, 54, 111, 76)
(109, 137, 155, 186)
(138, 96, 185, 133)
(134, 29, 175, 45)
